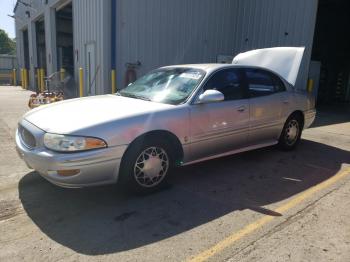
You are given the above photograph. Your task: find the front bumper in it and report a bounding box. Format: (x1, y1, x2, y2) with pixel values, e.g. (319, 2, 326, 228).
(16, 120, 127, 188)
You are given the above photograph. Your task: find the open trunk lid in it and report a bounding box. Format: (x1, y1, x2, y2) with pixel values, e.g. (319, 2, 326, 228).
(232, 47, 305, 86)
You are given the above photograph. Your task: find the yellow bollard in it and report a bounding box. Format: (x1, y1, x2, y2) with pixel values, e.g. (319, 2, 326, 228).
(79, 68, 84, 97)
(111, 69, 116, 93)
(21, 69, 24, 88)
(60, 68, 65, 82)
(40, 68, 45, 92)
(24, 69, 27, 89)
(13, 69, 17, 86)
(24, 69, 29, 90)
(37, 68, 41, 91)
(23, 69, 28, 90)
(307, 79, 314, 93)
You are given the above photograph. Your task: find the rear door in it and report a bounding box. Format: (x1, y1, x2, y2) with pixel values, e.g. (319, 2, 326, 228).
(244, 68, 287, 145)
(189, 68, 250, 161)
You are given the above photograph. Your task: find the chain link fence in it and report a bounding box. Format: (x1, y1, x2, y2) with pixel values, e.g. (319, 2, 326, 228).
(0, 55, 18, 85)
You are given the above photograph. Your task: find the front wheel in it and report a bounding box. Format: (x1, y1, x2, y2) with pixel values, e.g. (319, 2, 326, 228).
(278, 114, 303, 150)
(119, 137, 173, 193)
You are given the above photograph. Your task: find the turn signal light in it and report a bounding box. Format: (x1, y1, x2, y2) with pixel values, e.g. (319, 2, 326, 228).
(57, 169, 80, 177)
(85, 138, 107, 150)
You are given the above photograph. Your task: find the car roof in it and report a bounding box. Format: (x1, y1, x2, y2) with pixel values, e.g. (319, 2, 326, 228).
(162, 63, 232, 72)
(161, 63, 283, 74)
(160, 63, 292, 90)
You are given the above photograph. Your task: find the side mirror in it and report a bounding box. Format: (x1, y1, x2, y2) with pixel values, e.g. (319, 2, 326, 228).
(198, 89, 224, 104)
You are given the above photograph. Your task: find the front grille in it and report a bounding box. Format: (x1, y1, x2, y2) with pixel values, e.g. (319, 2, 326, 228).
(18, 125, 36, 149)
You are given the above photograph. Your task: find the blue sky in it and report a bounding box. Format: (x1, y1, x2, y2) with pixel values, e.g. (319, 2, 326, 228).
(0, 0, 17, 39)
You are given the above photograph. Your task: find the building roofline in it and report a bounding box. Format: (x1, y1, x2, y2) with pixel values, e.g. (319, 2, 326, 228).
(13, 1, 19, 13)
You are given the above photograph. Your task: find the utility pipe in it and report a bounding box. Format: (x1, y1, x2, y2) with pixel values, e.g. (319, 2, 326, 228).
(111, 0, 117, 93)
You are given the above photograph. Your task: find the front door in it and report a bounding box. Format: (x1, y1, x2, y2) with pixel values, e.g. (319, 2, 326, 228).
(189, 68, 250, 161)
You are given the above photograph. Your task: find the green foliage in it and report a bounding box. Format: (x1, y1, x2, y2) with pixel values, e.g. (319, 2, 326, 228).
(0, 29, 16, 55)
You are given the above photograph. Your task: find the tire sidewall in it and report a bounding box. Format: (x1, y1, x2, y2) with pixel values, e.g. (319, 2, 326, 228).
(279, 115, 303, 150)
(119, 137, 174, 193)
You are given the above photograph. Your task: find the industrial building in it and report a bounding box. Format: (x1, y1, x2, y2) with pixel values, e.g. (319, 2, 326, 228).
(14, 0, 350, 106)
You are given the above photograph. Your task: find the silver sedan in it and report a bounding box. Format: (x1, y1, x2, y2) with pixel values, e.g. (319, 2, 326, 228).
(16, 47, 316, 192)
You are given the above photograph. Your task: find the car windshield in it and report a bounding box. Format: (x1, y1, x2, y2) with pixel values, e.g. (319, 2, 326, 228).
(117, 67, 206, 105)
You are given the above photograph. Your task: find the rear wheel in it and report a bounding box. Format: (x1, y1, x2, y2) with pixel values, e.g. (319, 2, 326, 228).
(278, 114, 303, 150)
(119, 137, 174, 193)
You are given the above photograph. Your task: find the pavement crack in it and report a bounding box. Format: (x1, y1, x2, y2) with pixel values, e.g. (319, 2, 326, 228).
(0, 199, 24, 222)
(0, 119, 15, 141)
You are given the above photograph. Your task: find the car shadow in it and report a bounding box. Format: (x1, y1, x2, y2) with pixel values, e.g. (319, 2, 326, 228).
(18, 139, 350, 255)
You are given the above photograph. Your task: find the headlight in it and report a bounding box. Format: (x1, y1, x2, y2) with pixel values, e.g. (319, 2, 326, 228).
(43, 133, 107, 152)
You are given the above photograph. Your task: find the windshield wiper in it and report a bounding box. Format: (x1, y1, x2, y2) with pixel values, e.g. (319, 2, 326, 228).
(118, 92, 151, 101)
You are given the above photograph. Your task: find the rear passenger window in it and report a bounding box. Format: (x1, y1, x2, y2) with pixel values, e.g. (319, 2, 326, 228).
(273, 75, 286, 92)
(245, 69, 285, 98)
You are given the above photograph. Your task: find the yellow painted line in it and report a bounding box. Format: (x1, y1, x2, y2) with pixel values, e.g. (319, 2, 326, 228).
(187, 167, 350, 262)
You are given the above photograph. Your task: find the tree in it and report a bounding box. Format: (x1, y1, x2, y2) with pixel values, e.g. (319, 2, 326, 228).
(0, 29, 16, 55)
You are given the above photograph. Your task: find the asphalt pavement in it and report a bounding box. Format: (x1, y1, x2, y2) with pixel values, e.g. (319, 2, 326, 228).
(0, 86, 349, 262)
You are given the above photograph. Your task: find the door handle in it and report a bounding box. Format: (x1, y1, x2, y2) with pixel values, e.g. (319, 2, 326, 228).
(237, 106, 246, 112)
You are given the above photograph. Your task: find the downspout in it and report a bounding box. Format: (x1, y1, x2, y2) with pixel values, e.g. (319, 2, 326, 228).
(111, 0, 117, 93)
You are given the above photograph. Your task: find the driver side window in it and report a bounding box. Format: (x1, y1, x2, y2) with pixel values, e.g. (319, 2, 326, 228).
(203, 69, 245, 101)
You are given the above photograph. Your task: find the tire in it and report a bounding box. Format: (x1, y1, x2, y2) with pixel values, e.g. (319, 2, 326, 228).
(118, 136, 174, 194)
(278, 114, 303, 150)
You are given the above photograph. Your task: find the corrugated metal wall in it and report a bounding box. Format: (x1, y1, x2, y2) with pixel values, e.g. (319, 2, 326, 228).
(116, 0, 318, 89)
(229, 0, 319, 89)
(73, 0, 111, 95)
(116, 0, 240, 87)
(14, 0, 319, 92)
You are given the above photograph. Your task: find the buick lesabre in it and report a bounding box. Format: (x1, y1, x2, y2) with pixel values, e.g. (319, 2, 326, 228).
(16, 47, 316, 192)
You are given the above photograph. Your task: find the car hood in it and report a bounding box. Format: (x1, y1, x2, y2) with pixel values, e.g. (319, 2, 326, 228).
(23, 95, 175, 134)
(232, 47, 305, 86)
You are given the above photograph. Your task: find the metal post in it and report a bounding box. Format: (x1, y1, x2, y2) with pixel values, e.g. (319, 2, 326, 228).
(24, 69, 28, 90)
(60, 68, 65, 82)
(307, 79, 314, 93)
(40, 69, 45, 92)
(26, 69, 29, 89)
(13, 69, 17, 86)
(21, 69, 24, 88)
(37, 68, 41, 91)
(79, 68, 84, 97)
(111, 69, 116, 93)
